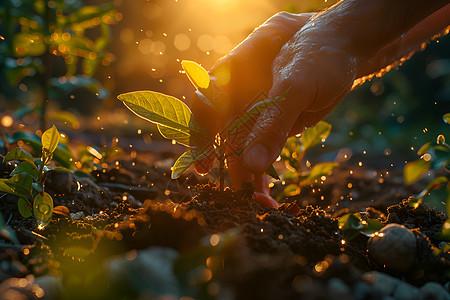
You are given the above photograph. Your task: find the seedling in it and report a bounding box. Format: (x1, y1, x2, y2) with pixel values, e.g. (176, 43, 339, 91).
(118, 60, 285, 191)
(0, 125, 63, 228)
(403, 113, 450, 242)
(338, 212, 384, 241)
(277, 121, 338, 199)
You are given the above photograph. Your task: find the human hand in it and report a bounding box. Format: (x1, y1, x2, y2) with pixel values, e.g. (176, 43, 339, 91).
(190, 12, 313, 207)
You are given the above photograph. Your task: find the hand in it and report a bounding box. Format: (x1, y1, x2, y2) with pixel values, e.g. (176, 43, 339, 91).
(190, 12, 313, 207)
(190, 4, 449, 207)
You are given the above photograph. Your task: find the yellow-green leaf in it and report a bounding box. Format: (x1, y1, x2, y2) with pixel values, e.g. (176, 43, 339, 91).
(443, 113, 450, 124)
(404, 159, 431, 184)
(306, 162, 338, 183)
(171, 151, 196, 179)
(34, 192, 53, 225)
(181, 60, 210, 90)
(300, 121, 332, 151)
(42, 125, 60, 154)
(118, 91, 203, 146)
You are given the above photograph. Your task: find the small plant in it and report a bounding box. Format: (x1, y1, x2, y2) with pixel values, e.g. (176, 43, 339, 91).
(338, 212, 384, 241)
(403, 113, 450, 242)
(0, 0, 119, 128)
(118, 60, 284, 191)
(0, 125, 63, 228)
(277, 121, 338, 199)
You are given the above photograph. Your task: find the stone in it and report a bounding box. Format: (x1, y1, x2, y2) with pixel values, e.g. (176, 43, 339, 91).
(363, 271, 399, 296)
(393, 281, 421, 300)
(326, 278, 352, 300)
(368, 223, 416, 272)
(34, 275, 63, 300)
(420, 282, 450, 300)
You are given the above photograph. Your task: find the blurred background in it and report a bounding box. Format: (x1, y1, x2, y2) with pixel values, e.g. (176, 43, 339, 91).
(1, 0, 449, 165)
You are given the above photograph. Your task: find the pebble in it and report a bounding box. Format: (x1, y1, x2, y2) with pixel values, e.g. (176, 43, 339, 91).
(420, 282, 450, 300)
(326, 278, 352, 300)
(367, 223, 416, 272)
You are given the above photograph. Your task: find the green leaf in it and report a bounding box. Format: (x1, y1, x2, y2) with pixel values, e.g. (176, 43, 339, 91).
(443, 113, 450, 124)
(300, 121, 332, 151)
(181, 60, 210, 90)
(265, 164, 280, 180)
(118, 91, 203, 145)
(42, 125, 60, 154)
(18, 198, 33, 218)
(32, 182, 43, 193)
(404, 159, 431, 184)
(9, 131, 74, 169)
(33, 192, 53, 225)
(10, 162, 38, 180)
(158, 125, 191, 147)
(361, 219, 384, 236)
(306, 162, 338, 183)
(171, 151, 196, 179)
(227, 92, 287, 134)
(417, 142, 432, 156)
(338, 213, 364, 241)
(283, 184, 301, 197)
(3, 147, 35, 166)
(13, 32, 46, 57)
(0, 173, 33, 199)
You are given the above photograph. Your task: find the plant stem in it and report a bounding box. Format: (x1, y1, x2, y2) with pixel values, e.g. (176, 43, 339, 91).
(219, 154, 224, 192)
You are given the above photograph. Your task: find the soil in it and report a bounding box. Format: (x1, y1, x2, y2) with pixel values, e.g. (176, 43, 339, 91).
(0, 149, 449, 300)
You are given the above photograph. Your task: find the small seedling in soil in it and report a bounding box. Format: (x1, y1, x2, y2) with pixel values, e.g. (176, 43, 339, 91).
(277, 121, 338, 200)
(118, 60, 285, 191)
(0, 125, 66, 228)
(338, 212, 384, 241)
(403, 113, 450, 246)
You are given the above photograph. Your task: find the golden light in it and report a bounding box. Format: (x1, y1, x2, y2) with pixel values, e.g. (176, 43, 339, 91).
(1, 115, 13, 127)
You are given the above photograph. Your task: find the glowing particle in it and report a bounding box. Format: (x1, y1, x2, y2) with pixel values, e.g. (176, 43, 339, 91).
(347, 183, 353, 188)
(210, 234, 220, 246)
(358, 162, 363, 167)
(1, 115, 13, 127)
(341, 240, 346, 245)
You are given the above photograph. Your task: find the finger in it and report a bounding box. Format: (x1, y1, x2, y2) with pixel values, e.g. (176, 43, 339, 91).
(190, 91, 220, 137)
(194, 152, 215, 176)
(253, 192, 279, 208)
(226, 145, 253, 189)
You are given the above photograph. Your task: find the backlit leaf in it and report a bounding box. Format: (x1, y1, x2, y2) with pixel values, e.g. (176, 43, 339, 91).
(33, 192, 53, 225)
(181, 60, 210, 90)
(404, 159, 431, 184)
(42, 125, 60, 154)
(18, 198, 33, 218)
(158, 125, 191, 147)
(171, 151, 196, 179)
(306, 161, 338, 183)
(338, 213, 364, 241)
(3, 147, 35, 166)
(118, 91, 203, 145)
(300, 121, 332, 151)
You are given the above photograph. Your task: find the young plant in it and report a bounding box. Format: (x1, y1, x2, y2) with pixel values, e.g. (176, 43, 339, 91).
(0, 125, 62, 228)
(338, 212, 384, 241)
(118, 60, 284, 191)
(277, 121, 338, 199)
(0, 1, 119, 128)
(403, 113, 450, 242)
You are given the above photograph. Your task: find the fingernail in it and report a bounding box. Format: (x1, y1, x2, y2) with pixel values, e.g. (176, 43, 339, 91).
(244, 143, 269, 172)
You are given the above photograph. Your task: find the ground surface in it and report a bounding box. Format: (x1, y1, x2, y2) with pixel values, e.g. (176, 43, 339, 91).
(0, 150, 449, 300)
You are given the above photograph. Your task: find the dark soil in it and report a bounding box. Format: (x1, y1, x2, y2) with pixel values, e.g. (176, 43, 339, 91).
(0, 154, 449, 300)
